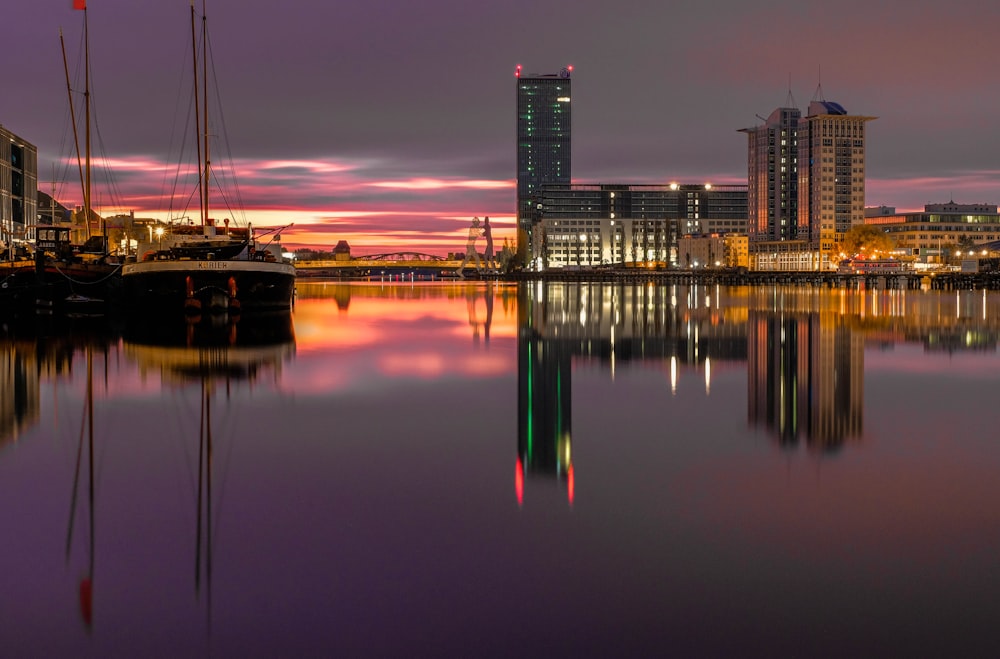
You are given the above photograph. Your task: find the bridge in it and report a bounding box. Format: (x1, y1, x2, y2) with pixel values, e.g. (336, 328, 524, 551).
(295, 252, 470, 278)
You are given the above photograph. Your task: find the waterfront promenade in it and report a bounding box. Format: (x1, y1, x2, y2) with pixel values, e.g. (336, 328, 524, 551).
(294, 258, 1000, 291)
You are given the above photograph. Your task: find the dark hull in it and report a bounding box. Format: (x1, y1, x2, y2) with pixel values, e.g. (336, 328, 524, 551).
(121, 258, 296, 316)
(0, 260, 122, 317)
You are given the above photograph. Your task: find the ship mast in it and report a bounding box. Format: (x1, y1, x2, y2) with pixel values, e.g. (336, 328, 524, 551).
(202, 0, 211, 228)
(84, 5, 92, 241)
(190, 1, 205, 227)
(59, 21, 88, 240)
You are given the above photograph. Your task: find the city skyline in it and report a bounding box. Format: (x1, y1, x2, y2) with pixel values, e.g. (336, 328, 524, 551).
(3, 0, 999, 254)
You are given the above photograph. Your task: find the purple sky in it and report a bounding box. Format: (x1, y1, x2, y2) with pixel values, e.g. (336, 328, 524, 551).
(4, 0, 999, 253)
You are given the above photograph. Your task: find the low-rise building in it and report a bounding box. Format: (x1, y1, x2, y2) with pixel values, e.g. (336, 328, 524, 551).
(863, 202, 1000, 262)
(677, 234, 749, 269)
(534, 182, 747, 268)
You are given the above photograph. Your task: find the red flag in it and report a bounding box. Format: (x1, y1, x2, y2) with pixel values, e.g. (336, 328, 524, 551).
(73, 0, 86, 9)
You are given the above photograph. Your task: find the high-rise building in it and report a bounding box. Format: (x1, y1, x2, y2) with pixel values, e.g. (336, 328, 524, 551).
(516, 66, 572, 267)
(0, 125, 38, 245)
(739, 107, 801, 244)
(740, 98, 874, 271)
(798, 101, 875, 267)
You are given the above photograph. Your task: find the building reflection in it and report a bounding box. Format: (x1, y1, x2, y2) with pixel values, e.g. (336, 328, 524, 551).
(747, 289, 864, 452)
(0, 319, 115, 448)
(516, 284, 1000, 490)
(516, 281, 746, 504)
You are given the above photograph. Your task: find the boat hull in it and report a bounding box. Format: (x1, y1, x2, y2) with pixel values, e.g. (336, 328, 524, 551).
(1, 260, 122, 317)
(121, 259, 296, 315)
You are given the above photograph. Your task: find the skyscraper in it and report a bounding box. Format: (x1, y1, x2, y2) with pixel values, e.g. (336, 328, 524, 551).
(516, 65, 572, 267)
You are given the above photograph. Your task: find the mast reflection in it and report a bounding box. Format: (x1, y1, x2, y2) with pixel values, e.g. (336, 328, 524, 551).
(122, 314, 295, 622)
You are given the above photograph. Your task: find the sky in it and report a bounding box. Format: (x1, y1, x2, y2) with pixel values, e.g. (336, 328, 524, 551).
(4, 0, 1000, 255)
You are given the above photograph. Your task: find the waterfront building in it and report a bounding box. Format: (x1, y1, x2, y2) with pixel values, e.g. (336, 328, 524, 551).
(534, 183, 747, 268)
(0, 125, 38, 246)
(864, 202, 1000, 261)
(798, 100, 876, 269)
(741, 98, 874, 271)
(739, 106, 802, 259)
(516, 66, 572, 267)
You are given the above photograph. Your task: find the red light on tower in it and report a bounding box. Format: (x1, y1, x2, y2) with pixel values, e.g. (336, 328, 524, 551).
(515, 64, 522, 78)
(567, 65, 574, 72)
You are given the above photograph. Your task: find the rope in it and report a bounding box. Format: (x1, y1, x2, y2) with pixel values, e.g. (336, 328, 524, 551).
(51, 262, 123, 285)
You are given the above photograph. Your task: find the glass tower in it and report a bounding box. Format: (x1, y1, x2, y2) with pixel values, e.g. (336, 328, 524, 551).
(516, 66, 572, 267)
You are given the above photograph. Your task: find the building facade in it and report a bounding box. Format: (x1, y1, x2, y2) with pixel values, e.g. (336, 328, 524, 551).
(677, 233, 749, 269)
(516, 66, 572, 267)
(798, 101, 875, 268)
(740, 106, 801, 245)
(864, 202, 1000, 261)
(0, 125, 38, 246)
(534, 183, 747, 268)
(741, 99, 874, 271)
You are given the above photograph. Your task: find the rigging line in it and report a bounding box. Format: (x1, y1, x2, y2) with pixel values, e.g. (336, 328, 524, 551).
(163, 39, 197, 219)
(89, 103, 126, 211)
(60, 28, 86, 226)
(161, 32, 196, 219)
(205, 29, 248, 226)
(83, 47, 125, 213)
(52, 263, 123, 285)
(169, 96, 198, 219)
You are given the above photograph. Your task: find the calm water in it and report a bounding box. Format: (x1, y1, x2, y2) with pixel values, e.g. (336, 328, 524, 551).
(3, 281, 1000, 657)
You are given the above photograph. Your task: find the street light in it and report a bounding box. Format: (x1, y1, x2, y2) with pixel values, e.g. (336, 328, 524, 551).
(155, 226, 164, 250)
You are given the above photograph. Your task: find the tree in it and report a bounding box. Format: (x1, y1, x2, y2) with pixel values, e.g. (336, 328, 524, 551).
(958, 235, 978, 250)
(840, 225, 894, 258)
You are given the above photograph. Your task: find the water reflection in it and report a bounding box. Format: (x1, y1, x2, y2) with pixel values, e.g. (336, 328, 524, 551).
(517, 283, 1000, 475)
(32, 314, 297, 638)
(0, 317, 118, 449)
(747, 289, 864, 452)
(121, 314, 295, 614)
(7, 284, 1000, 654)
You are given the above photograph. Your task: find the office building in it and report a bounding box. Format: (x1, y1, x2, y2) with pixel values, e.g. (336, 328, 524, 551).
(534, 182, 746, 268)
(0, 124, 38, 245)
(516, 66, 572, 267)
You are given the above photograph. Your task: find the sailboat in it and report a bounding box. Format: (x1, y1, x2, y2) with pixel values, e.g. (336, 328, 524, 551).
(120, 2, 295, 317)
(0, 4, 123, 317)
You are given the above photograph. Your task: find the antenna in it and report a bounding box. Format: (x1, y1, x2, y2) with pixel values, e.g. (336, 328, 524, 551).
(811, 65, 825, 102)
(785, 73, 797, 108)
